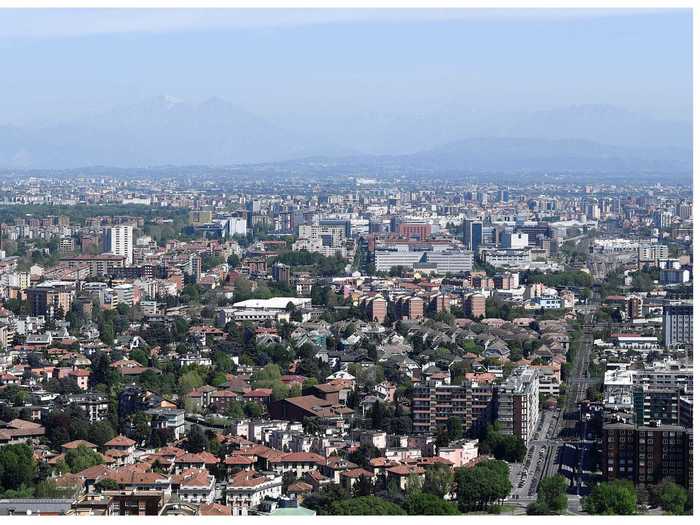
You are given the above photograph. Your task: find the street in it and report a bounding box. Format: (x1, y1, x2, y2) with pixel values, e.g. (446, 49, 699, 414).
(508, 312, 598, 512)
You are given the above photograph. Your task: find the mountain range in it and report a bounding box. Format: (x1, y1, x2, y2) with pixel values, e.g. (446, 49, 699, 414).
(0, 96, 691, 173)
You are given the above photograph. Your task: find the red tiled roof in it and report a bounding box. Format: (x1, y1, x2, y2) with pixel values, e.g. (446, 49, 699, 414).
(224, 455, 256, 465)
(62, 439, 97, 449)
(199, 503, 232, 516)
(104, 435, 136, 447)
(175, 451, 220, 464)
(228, 470, 272, 488)
(340, 468, 373, 479)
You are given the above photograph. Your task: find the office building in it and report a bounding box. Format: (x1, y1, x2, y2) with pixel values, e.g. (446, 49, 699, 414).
(462, 219, 483, 251)
(398, 222, 432, 241)
(500, 232, 529, 250)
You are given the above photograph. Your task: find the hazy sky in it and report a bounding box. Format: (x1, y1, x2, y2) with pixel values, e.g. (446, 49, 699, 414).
(0, 8, 692, 127)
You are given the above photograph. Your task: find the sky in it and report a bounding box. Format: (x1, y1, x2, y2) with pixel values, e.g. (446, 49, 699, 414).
(0, 8, 692, 129)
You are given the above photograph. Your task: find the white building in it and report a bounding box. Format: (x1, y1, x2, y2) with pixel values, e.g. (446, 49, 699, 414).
(226, 471, 283, 516)
(103, 225, 134, 265)
(500, 232, 529, 250)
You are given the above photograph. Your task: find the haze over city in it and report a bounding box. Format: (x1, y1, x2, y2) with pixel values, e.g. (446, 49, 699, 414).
(0, 5, 693, 519)
(0, 8, 692, 169)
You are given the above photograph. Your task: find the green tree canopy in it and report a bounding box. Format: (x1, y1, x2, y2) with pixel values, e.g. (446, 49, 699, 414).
(528, 475, 568, 514)
(423, 463, 455, 498)
(330, 496, 407, 515)
(583, 480, 637, 515)
(650, 480, 688, 515)
(404, 493, 461, 515)
(455, 460, 511, 512)
(64, 445, 104, 473)
(0, 444, 37, 492)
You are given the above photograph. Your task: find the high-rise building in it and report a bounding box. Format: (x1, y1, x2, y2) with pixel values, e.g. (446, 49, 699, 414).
(676, 203, 692, 220)
(464, 293, 486, 319)
(412, 379, 495, 436)
(652, 210, 672, 229)
(626, 295, 643, 320)
(103, 225, 134, 265)
(189, 254, 202, 283)
(392, 296, 424, 321)
(663, 303, 693, 348)
(25, 282, 74, 319)
(638, 243, 669, 264)
(500, 232, 528, 250)
(189, 210, 213, 225)
(496, 366, 539, 444)
(632, 386, 680, 426)
(225, 217, 248, 237)
(272, 263, 290, 284)
(398, 222, 432, 241)
(462, 219, 483, 251)
(362, 295, 387, 324)
(602, 423, 692, 488)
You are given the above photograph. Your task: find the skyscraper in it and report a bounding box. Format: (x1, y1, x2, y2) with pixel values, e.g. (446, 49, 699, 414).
(663, 303, 693, 348)
(462, 219, 483, 251)
(103, 225, 133, 265)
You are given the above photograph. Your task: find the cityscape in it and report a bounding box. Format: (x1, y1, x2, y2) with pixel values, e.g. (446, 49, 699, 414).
(0, 5, 693, 519)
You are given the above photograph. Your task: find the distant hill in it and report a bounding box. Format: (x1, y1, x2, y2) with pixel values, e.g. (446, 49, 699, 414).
(0, 96, 351, 168)
(400, 137, 691, 173)
(0, 97, 691, 173)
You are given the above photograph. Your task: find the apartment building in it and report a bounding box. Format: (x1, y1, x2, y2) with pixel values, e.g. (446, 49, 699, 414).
(412, 379, 494, 437)
(602, 422, 691, 489)
(496, 366, 539, 443)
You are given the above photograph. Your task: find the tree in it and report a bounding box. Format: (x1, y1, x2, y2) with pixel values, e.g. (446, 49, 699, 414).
(223, 400, 245, 419)
(352, 474, 374, 497)
(251, 363, 282, 387)
(583, 480, 637, 515)
(130, 412, 151, 445)
(446, 416, 463, 441)
(64, 445, 103, 473)
(330, 496, 407, 515)
(282, 471, 298, 491)
(404, 493, 461, 515)
(99, 320, 115, 345)
(35, 479, 80, 498)
(0, 444, 37, 492)
(303, 484, 350, 515)
(479, 425, 526, 463)
(455, 460, 511, 512)
(526, 501, 551, 515)
(347, 445, 380, 470)
(178, 370, 203, 395)
(369, 400, 386, 430)
(129, 349, 149, 367)
(528, 475, 567, 514)
(95, 479, 119, 492)
(651, 480, 688, 515)
(185, 424, 209, 453)
(89, 420, 116, 448)
(423, 463, 454, 498)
